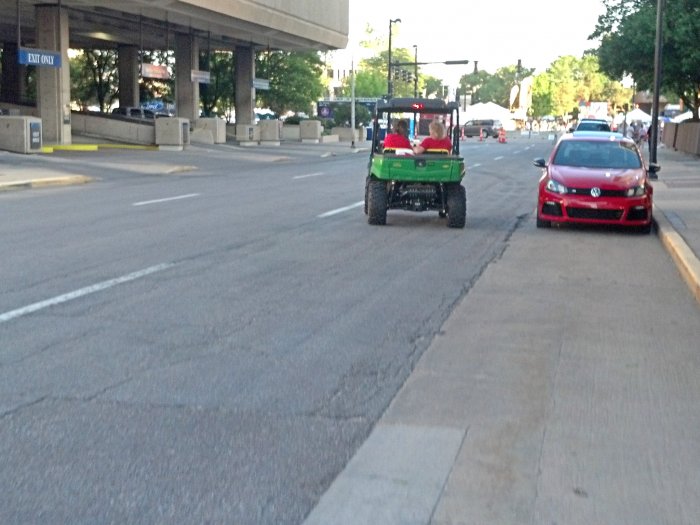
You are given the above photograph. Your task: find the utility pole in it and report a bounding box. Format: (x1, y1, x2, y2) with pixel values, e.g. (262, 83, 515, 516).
(412, 45, 418, 97)
(387, 18, 401, 97)
(649, 0, 664, 177)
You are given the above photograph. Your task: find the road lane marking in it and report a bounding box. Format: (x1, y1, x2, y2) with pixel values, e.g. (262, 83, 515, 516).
(293, 172, 325, 180)
(469, 163, 481, 169)
(132, 193, 200, 206)
(318, 201, 364, 218)
(0, 263, 175, 324)
(494, 156, 504, 160)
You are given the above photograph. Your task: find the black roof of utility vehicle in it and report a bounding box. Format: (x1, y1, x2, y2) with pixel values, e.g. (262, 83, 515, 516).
(376, 98, 459, 113)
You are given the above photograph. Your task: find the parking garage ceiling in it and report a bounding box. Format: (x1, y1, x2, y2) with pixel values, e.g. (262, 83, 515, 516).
(0, 0, 346, 52)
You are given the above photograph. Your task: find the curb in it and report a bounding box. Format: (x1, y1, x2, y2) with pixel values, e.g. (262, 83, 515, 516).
(654, 204, 700, 305)
(40, 143, 158, 153)
(0, 175, 93, 191)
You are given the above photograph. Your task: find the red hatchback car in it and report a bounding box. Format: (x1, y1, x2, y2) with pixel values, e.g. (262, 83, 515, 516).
(534, 131, 660, 233)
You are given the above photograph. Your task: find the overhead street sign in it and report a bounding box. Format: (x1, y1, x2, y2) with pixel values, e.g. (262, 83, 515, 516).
(252, 78, 270, 90)
(18, 47, 61, 68)
(191, 70, 211, 84)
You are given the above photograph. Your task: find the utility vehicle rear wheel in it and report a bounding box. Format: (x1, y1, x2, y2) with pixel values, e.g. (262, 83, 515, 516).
(367, 179, 388, 225)
(446, 184, 466, 228)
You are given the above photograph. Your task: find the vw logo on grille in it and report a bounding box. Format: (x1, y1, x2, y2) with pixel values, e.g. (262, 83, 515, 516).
(590, 187, 601, 198)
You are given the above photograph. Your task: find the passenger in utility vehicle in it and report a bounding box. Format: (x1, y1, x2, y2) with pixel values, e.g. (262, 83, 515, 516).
(414, 120, 452, 153)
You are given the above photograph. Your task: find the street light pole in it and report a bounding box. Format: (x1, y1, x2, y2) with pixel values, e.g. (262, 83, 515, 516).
(387, 18, 401, 97)
(412, 45, 418, 97)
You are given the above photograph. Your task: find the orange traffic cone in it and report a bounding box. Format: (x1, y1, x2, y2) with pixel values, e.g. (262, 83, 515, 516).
(498, 128, 507, 143)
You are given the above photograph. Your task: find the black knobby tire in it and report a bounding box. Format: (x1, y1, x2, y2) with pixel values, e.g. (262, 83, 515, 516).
(446, 184, 466, 228)
(364, 176, 370, 215)
(367, 179, 388, 225)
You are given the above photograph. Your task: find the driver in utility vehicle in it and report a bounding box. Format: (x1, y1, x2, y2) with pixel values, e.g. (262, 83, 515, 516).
(383, 119, 412, 150)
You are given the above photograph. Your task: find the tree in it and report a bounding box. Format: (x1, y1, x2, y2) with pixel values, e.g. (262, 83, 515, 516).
(459, 70, 491, 104)
(255, 50, 325, 115)
(337, 69, 385, 98)
(331, 102, 371, 127)
(530, 73, 554, 118)
(70, 49, 118, 112)
(200, 51, 235, 118)
(594, 0, 700, 119)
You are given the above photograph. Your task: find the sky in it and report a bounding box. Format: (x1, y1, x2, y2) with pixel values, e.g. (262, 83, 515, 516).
(336, 0, 607, 88)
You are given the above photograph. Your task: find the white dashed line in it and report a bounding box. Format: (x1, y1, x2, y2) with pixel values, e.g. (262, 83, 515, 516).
(0, 263, 175, 323)
(293, 172, 325, 180)
(133, 193, 200, 206)
(318, 201, 364, 218)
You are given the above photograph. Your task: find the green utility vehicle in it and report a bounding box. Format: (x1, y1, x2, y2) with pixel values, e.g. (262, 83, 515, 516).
(364, 98, 466, 228)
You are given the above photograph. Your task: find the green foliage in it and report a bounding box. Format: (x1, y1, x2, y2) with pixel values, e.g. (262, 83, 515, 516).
(595, 0, 700, 118)
(70, 49, 118, 112)
(337, 70, 385, 98)
(284, 115, 305, 125)
(331, 103, 371, 127)
(422, 76, 443, 98)
(256, 50, 325, 115)
(200, 51, 235, 118)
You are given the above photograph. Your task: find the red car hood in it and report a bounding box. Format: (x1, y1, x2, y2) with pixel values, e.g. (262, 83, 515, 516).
(549, 165, 645, 188)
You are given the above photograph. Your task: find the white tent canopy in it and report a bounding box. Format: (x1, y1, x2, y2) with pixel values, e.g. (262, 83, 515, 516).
(626, 107, 652, 123)
(462, 102, 512, 122)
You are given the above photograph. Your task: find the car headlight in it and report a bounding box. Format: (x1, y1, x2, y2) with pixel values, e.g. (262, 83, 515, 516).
(545, 178, 568, 194)
(625, 184, 646, 197)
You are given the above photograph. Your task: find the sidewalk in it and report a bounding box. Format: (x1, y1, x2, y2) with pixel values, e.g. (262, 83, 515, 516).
(650, 145, 700, 302)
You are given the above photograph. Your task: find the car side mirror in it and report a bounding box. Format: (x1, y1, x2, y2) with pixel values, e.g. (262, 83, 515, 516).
(533, 158, 546, 168)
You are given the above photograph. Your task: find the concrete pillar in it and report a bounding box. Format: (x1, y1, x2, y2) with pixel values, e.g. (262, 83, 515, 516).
(118, 45, 140, 108)
(36, 5, 71, 144)
(1, 42, 27, 104)
(234, 45, 255, 125)
(175, 33, 199, 121)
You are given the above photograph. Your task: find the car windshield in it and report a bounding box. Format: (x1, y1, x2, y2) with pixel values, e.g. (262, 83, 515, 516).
(553, 140, 642, 169)
(577, 121, 611, 131)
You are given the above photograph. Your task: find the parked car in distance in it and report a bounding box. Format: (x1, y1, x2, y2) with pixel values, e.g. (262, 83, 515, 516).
(463, 119, 501, 138)
(533, 131, 660, 233)
(111, 107, 171, 119)
(573, 118, 611, 132)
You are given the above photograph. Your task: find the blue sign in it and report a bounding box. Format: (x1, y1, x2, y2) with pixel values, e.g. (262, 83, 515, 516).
(18, 48, 62, 68)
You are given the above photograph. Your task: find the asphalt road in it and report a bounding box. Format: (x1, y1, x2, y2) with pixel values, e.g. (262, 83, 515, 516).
(1, 137, 698, 524)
